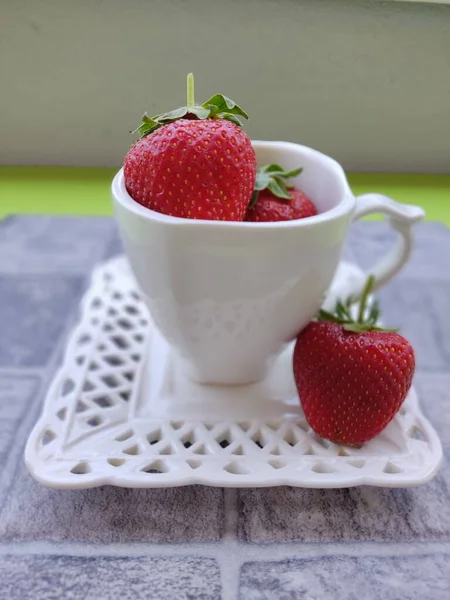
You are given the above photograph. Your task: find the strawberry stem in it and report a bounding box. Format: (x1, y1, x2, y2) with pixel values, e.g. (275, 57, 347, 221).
(132, 73, 249, 138)
(187, 73, 195, 108)
(357, 274, 374, 323)
(317, 274, 398, 333)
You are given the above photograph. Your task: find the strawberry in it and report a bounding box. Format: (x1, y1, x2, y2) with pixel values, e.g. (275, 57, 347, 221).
(124, 73, 256, 221)
(293, 276, 415, 445)
(245, 164, 317, 222)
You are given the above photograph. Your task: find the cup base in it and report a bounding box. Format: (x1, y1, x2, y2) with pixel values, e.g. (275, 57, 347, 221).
(175, 354, 274, 387)
(136, 327, 297, 421)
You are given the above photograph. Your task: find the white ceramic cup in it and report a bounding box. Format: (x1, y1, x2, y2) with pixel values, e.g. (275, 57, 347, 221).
(113, 141, 424, 385)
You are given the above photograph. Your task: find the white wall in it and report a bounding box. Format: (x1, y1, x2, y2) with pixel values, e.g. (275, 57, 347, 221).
(1, 0, 449, 172)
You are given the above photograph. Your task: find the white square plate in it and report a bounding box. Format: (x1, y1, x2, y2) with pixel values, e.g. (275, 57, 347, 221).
(25, 257, 443, 489)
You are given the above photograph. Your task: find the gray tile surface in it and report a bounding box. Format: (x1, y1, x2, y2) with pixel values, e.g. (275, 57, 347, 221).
(0, 463, 225, 542)
(237, 476, 450, 543)
(415, 374, 450, 456)
(0, 555, 221, 600)
(0, 216, 115, 273)
(348, 221, 450, 280)
(0, 375, 40, 465)
(0, 275, 84, 367)
(0, 215, 449, 599)
(239, 554, 450, 600)
(379, 279, 450, 373)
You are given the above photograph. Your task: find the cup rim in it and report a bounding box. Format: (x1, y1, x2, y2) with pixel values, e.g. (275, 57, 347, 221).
(112, 140, 355, 228)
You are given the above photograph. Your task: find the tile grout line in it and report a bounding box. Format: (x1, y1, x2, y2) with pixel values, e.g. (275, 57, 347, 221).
(222, 489, 239, 540)
(0, 539, 448, 560)
(220, 489, 242, 600)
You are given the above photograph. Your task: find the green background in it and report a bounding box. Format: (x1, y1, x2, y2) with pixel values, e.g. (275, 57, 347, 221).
(1, 167, 449, 224)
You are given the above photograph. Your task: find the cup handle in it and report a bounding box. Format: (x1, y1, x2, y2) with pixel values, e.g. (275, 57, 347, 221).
(348, 193, 425, 297)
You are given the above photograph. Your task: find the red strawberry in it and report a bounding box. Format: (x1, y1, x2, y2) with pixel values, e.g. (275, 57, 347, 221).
(124, 73, 256, 221)
(293, 276, 415, 445)
(246, 188, 317, 222)
(245, 164, 317, 222)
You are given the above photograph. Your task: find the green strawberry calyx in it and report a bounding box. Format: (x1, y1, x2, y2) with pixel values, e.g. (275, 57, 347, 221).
(249, 164, 303, 208)
(132, 73, 249, 138)
(317, 275, 397, 334)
